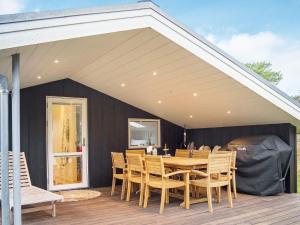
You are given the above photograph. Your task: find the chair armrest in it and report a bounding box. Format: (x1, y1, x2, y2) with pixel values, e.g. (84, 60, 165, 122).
(164, 170, 190, 178)
(191, 170, 208, 177)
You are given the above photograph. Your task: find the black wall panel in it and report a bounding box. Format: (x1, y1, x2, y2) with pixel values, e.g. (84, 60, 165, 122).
(20, 79, 183, 189)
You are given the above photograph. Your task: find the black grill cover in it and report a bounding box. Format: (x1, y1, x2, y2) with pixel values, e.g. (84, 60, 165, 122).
(225, 135, 292, 196)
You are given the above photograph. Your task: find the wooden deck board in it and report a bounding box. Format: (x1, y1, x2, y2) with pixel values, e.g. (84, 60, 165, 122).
(15, 186, 300, 225)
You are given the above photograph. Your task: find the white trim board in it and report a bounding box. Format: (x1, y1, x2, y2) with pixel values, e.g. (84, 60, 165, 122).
(0, 1, 299, 126)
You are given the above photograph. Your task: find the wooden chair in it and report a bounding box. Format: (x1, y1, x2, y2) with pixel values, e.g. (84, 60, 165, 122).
(175, 149, 190, 158)
(192, 150, 210, 159)
(0, 152, 63, 221)
(126, 149, 145, 157)
(216, 151, 238, 199)
(111, 152, 127, 200)
(190, 153, 233, 212)
(198, 145, 205, 151)
(125, 153, 145, 206)
(212, 145, 221, 154)
(143, 155, 190, 214)
(203, 146, 211, 151)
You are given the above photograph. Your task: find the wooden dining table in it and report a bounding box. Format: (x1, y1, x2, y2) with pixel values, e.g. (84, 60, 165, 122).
(161, 156, 208, 208)
(162, 156, 208, 169)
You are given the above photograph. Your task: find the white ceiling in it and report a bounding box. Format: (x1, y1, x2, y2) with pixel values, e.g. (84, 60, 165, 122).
(0, 28, 298, 128)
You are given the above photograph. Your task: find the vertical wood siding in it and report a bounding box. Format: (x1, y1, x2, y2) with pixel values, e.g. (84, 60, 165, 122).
(20, 79, 183, 189)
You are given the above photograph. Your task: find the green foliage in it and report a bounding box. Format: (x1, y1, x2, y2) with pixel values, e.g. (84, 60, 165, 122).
(245, 61, 283, 85)
(293, 95, 300, 102)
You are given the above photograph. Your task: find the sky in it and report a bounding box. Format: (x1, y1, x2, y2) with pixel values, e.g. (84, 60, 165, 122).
(0, 0, 299, 96)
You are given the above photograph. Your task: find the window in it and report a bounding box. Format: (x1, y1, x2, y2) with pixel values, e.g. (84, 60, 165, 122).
(128, 119, 161, 149)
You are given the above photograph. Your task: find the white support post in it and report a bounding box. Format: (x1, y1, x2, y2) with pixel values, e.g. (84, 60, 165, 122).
(0, 74, 10, 225)
(12, 53, 22, 225)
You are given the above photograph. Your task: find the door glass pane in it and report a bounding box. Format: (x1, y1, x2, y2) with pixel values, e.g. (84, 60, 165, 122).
(52, 103, 83, 153)
(53, 156, 82, 185)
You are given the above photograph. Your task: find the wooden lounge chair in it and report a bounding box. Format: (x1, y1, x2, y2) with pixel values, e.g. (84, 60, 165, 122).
(0, 152, 63, 220)
(111, 152, 127, 200)
(143, 155, 190, 214)
(190, 153, 233, 212)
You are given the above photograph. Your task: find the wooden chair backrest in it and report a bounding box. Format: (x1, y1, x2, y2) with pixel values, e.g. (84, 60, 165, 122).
(0, 152, 31, 190)
(203, 146, 211, 151)
(207, 153, 232, 174)
(192, 149, 210, 159)
(217, 150, 237, 168)
(144, 155, 164, 176)
(111, 152, 126, 169)
(212, 145, 221, 154)
(175, 149, 190, 158)
(126, 149, 145, 157)
(126, 153, 144, 173)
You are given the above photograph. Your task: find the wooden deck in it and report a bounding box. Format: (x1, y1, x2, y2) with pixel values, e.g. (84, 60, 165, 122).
(21, 186, 300, 225)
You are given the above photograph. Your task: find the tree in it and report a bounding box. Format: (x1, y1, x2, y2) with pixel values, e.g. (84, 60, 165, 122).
(245, 61, 283, 85)
(293, 95, 300, 102)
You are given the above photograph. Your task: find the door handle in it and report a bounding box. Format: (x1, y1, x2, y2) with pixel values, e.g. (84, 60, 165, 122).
(83, 138, 86, 147)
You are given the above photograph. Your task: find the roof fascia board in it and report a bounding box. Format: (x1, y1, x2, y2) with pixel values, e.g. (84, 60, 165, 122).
(0, 9, 153, 50)
(0, 2, 153, 24)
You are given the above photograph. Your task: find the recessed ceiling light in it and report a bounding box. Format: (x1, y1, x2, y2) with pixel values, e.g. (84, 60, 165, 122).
(189, 115, 193, 118)
(37, 76, 42, 79)
(121, 83, 126, 87)
(54, 59, 59, 64)
(158, 100, 162, 104)
(193, 93, 198, 97)
(153, 72, 157, 76)
(227, 110, 231, 114)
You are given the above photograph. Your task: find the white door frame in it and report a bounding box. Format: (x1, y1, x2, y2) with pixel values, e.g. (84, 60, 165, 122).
(46, 96, 89, 191)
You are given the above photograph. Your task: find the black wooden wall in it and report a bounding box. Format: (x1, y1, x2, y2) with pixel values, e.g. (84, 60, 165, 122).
(186, 123, 297, 193)
(20, 79, 183, 189)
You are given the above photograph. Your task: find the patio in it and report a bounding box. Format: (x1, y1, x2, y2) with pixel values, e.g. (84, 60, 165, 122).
(22, 186, 300, 225)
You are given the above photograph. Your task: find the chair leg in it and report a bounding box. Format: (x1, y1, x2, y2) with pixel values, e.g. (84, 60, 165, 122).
(184, 174, 190, 209)
(143, 185, 149, 208)
(52, 202, 56, 217)
(126, 181, 132, 202)
(227, 183, 233, 208)
(207, 187, 213, 213)
(165, 189, 169, 204)
(232, 174, 237, 199)
(139, 183, 144, 207)
(111, 177, 116, 196)
(121, 179, 126, 200)
(217, 187, 221, 203)
(160, 188, 166, 214)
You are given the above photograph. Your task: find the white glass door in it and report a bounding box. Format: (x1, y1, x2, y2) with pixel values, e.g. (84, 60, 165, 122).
(47, 97, 88, 191)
